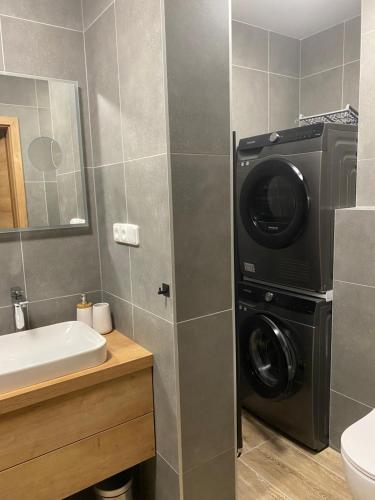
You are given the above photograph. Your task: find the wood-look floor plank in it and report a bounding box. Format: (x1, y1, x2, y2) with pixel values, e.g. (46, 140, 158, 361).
(241, 411, 277, 453)
(241, 438, 351, 500)
(237, 461, 288, 500)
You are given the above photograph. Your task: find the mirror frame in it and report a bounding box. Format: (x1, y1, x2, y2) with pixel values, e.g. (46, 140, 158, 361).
(0, 71, 89, 233)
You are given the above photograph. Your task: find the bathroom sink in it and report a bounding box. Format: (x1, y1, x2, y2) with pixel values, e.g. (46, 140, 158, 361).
(0, 321, 107, 393)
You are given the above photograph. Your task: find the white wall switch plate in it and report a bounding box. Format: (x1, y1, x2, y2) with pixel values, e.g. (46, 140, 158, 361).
(113, 223, 140, 246)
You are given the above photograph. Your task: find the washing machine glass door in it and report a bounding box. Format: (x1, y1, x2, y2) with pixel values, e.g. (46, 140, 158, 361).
(245, 314, 297, 399)
(240, 158, 309, 249)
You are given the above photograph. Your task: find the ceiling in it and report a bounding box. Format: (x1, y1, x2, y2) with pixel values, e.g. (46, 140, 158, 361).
(232, 0, 361, 39)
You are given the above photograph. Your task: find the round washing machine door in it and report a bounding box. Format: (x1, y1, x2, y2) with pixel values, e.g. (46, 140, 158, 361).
(243, 314, 298, 400)
(240, 158, 309, 249)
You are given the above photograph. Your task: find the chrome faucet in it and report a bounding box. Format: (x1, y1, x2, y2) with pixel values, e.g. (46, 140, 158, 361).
(10, 287, 29, 332)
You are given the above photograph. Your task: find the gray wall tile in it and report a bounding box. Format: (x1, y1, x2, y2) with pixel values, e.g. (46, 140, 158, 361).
(330, 390, 372, 450)
(0, 233, 24, 307)
(82, 0, 112, 31)
(334, 208, 375, 286)
(0, 306, 14, 335)
(171, 154, 231, 322)
(57, 173, 78, 225)
(183, 449, 236, 500)
(22, 169, 100, 301)
(165, 0, 230, 154)
(22, 226, 100, 301)
(0, 0, 83, 30)
(45, 182, 60, 227)
(269, 74, 299, 131)
(1, 16, 85, 81)
(0, 74, 36, 106)
(343, 60, 360, 110)
(232, 21, 268, 70)
(127, 155, 173, 322)
(358, 31, 375, 160)
(331, 280, 375, 407)
(116, 0, 167, 161)
(133, 307, 178, 470)
(178, 311, 234, 471)
(357, 159, 375, 206)
(138, 454, 180, 500)
(301, 24, 344, 77)
(269, 32, 300, 77)
(84, 5, 122, 167)
(232, 66, 268, 139)
(345, 17, 361, 63)
(362, 0, 375, 34)
(35, 79, 50, 108)
(28, 291, 101, 329)
(300, 67, 343, 116)
(25, 182, 48, 227)
(102, 291, 133, 337)
(94, 163, 131, 301)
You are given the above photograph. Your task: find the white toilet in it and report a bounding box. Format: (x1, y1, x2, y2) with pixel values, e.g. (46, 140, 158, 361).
(341, 410, 375, 499)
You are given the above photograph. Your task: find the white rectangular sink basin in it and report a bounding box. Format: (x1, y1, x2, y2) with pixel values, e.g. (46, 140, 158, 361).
(0, 321, 107, 393)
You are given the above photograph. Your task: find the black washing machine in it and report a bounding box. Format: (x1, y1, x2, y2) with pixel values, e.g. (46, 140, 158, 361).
(237, 281, 332, 451)
(235, 123, 357, 292)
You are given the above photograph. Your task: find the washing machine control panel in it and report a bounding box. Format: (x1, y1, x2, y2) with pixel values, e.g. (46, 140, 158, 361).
(238, 284, 317, 315)
(238, 123, 324, 152)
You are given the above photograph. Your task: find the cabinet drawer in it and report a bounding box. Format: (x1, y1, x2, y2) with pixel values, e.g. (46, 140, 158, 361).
(0, 412, 155, 500)
(0, 368, 153, 471)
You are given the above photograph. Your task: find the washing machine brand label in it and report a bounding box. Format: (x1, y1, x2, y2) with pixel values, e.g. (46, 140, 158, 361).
(244, 262, 256, 273)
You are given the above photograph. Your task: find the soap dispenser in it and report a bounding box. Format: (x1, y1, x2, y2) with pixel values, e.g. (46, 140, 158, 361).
(76, 293, 93, 327)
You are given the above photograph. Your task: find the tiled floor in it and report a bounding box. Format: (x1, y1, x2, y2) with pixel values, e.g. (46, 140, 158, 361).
(238, 411, 352, 499)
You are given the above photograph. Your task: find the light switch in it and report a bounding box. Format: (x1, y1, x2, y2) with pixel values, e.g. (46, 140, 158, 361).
(113, 223, 140, 246)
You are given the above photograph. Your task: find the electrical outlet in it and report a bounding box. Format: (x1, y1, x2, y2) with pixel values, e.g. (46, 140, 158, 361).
(113, 223, 140, 246)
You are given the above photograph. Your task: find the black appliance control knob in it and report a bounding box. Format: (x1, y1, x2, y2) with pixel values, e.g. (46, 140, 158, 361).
(264, 292, 274, 303)
(269, 132, 280, 143)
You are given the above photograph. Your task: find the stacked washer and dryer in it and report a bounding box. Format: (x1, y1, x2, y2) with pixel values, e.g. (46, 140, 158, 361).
(235, 123, 358, 451)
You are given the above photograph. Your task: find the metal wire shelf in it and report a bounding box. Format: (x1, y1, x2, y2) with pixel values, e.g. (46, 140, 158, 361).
(299, 104, 358, 126)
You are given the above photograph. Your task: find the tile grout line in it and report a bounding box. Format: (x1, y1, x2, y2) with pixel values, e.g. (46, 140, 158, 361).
(113, 0, 135, 337)
(81, 0, 103, 295)
(84, 0, 115, 33)
(0, 13, 83, 33)
(177, 308, 232, 325)
(331, 388, 374, 409)
(267, 30, 270, 132)
(0, 17, 5, 70)
(28, 289, 102, 304)
(300, 59, 360, 80)
(104, 289, 174, 325)
(232, 63, 299, 80)
(334, 279, 375, 290)
(342, 22, 346, 108)
(18, 233, 28, 299)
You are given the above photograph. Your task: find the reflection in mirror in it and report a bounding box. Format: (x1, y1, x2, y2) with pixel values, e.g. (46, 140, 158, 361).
(0, 74, 87, 231)
(28, 137, 63, 172)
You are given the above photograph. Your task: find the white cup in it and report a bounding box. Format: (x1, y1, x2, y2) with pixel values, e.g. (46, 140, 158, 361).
(93, 303, 113, 335)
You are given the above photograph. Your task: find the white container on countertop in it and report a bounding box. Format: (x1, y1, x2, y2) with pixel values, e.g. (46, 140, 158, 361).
(93, 302, 113, 335)
(76, 293, 93, 327)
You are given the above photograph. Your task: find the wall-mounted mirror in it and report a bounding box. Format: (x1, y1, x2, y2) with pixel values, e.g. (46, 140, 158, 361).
(0, 73, 87, 232)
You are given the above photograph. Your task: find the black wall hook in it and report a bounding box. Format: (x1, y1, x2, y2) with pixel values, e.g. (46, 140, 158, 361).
(158, 283, 170, 297)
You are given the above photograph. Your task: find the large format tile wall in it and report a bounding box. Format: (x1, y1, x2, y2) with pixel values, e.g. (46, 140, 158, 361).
(81, 1, 178, 498)
(232, 20, 300, 139)
(300, 17, 361, 117)
(165, 0, 234, 497)
(232, 17, 361, 140)
(330, 4, 375, 449)
(0, 2, 101, 335)
(83, 0, 234, 498)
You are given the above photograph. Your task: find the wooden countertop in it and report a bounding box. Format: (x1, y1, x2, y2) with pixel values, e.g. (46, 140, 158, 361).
(0, 330, 152, 416)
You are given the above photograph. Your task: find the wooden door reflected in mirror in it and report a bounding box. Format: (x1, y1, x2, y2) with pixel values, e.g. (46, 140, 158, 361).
(0, 116, 28, 228)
